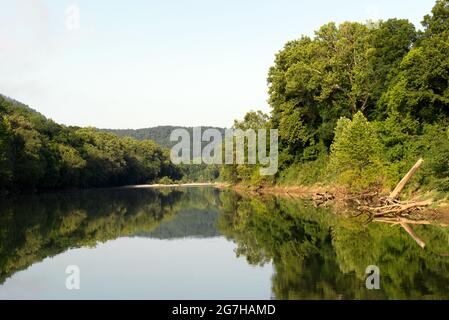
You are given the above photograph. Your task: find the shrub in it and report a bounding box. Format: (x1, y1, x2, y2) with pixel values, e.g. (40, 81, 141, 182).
(413, 124, 449, 192)
(279, 154, 329, 186)
(158, 176, 174, 185)
(329, 112, 385, 191)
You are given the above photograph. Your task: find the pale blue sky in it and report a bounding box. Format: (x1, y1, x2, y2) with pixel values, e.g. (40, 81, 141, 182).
(0, 0, 436, 129)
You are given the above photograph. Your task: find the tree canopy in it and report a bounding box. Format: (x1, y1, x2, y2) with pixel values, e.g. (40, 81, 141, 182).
(222, 0, 449, 194)
(0, 95, 181, 193)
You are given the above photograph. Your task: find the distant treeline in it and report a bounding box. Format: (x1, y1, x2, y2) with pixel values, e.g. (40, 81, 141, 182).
(0, 95, 181, 193)
(221, 0, 449, 195)
(103, 126, 225, 183)
(103, 126, 225, 150)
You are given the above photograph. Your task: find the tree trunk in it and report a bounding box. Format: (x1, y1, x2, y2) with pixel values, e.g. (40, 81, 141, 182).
(400, 223, 426, 249)
(389, 158, 424, 199)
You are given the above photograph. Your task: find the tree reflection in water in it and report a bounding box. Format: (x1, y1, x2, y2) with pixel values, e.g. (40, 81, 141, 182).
(1, 187, 448, 299)
(217, 191, 449, 300)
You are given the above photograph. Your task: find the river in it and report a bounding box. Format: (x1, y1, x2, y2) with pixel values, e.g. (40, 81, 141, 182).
(0, 187, 448, 299)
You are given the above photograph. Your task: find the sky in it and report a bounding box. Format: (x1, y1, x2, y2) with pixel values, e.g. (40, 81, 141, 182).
(0, 0, 437, 129)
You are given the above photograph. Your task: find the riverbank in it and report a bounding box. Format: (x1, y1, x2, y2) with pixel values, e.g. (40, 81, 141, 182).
(220, 182, 449, 227)
(118, 183, 218, 189)
(0, 183, 221, 197)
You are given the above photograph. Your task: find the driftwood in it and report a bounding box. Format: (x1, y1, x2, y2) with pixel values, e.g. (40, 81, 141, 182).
(312, 192, 335, 207)
(373, 217, 430, 248)
(373, 217, 432, 226)
(355, 159, 433, 249)
(359, 199, 432, 217)
(357, 159, 431, 218)
(400, 223, 426, 249)
(309, 159, 434, 248)
(389, 158, 424, 199)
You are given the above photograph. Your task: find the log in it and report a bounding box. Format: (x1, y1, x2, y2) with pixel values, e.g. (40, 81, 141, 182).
(400, 222, 426, 249)
(374, 217, 432, 225)
(371, 200, 433, 216)
(389, 158, 424, 199)
(359, 199, 432, 217)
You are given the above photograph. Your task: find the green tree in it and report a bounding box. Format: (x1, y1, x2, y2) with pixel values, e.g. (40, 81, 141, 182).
(0, 95, 182, 192)
(0, 104, 13, 190)
(422, 0, 449, 38)
(382, 0, 449, 122)
(268, 20, 416, 163)
(330, 112, 384, 190)
(220, 110, 274, 185)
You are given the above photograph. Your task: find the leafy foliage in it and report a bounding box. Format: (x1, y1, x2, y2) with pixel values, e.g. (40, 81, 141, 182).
(329, 112, 384, 190)
(222, 1, 449, 195)
(220, 111, 275, 186)
(0, 95, 181, 192)
(268, 19, 416, 162)
(103, 126, 225, 150)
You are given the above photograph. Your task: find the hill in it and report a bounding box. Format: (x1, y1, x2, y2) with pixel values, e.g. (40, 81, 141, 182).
(102, 126, 226, 150)
(0, 94, 181, 192)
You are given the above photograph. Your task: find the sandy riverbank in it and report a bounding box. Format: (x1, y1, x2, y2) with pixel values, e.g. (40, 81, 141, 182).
(118, 183, 220, 189)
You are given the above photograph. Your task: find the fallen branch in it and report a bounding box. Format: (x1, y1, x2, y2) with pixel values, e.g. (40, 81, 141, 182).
(389, 158, 424, 199)
(352, 158, 432, 249)
(359, 199, 432, 217)
(374, 218, 427, 248)
(400, 222, 426, 249)
(312, 192, 335, 207)
(374, 217, 432, 225)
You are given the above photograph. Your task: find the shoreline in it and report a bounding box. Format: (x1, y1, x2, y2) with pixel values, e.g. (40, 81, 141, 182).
(3, 182, 448, 228)
(118, 182, 219, 189)
(220, 183, 449, 227)
(4, 182, 448, 226)
(0, 182, 221, 197)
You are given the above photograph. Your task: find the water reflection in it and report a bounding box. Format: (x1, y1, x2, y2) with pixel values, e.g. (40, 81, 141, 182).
(138, 209, 220, 239)
(218, 191, 449, 300)
(0, 187, 448, 299)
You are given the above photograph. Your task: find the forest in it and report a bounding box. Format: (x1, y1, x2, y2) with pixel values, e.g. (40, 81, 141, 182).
(221, 0, 449, 197)
(0, 95, 182, 193)
(103, 126, 225, 150)
(2, 0, 449, 197)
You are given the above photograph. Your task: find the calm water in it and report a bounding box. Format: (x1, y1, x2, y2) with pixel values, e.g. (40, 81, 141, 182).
(0, 187, 448, 300)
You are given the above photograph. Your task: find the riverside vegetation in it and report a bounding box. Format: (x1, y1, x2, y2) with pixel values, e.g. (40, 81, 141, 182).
(1, 1, 449, 299)
(220, 0, 449, 207)
(0, 95, 183, 193)
(2, 1, 449, 207)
